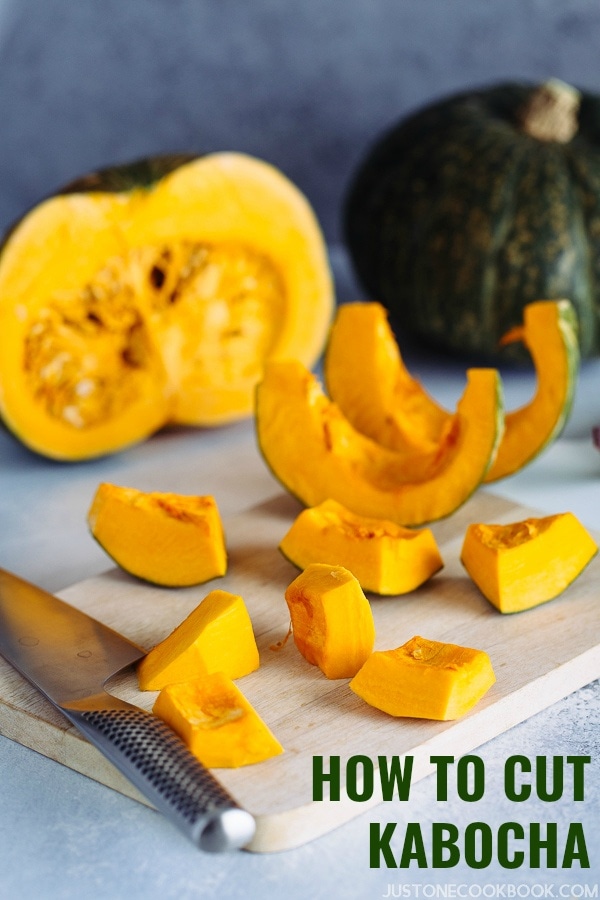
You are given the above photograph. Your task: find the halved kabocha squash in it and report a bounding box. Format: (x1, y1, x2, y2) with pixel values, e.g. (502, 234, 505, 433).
(255, 359, 503, 526)
(0, 153, 333, 460)
(87, 483, 227, 587)
(279, 498, 443, 595)
(484, 299, 579, 482)
(461, 513, 598, 613)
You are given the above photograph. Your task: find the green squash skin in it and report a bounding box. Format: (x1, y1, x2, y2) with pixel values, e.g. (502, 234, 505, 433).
(0, 154, 197, 257)
(254, 372, 506, 528)
(57, 153, 197, 195)
(344, 82, 600, 361)
(557, 299, 581, 426)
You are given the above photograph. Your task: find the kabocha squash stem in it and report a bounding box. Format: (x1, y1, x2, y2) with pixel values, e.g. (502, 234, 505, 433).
(518, 79, 581, 143)
(0, 153, 333, 460)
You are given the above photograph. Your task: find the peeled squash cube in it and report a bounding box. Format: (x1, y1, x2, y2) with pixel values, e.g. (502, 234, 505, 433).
(280, 498, 443, 595)
(87, 482, 227, 587)
(284, 563, 376, 679)
(138, 589, 259, 690)
(153, 671, 283, 768)
(256, 359, 504, 527)
(461, 512, 598, 613)
(349, 635, 496, 721)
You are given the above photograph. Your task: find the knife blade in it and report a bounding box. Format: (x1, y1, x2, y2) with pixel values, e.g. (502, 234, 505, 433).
(0, 567, 256, 852)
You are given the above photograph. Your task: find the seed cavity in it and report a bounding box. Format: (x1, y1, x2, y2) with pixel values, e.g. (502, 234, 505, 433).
(23, 240, 285, 428)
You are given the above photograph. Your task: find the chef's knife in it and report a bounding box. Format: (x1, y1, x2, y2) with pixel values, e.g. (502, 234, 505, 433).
(0, 567, 256, 852)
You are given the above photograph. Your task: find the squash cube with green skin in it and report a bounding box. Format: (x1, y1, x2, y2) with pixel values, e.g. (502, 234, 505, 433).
(461, 513, 598, 613)
(88, 482, 227, 587)
(280, 498, 443, 595)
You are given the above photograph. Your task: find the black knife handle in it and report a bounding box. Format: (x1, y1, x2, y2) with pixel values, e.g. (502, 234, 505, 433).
(65, 704, 256, 852)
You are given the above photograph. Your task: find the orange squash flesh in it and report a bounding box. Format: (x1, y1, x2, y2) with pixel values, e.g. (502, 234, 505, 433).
(279, 498, 443, 595)
(284, 563, 376, 679)
(324, 301, 450, 452)
(0, 153, 333, 459)
(87, 483, 227, 587)
(324, 299, 578, 485)
(349, 635, 496, 721)
(461, 513, 598, 613)
(137, 589, 259, 691)
(484, 300, 579, 482)
(153, 671, 283, 768)
(256, 359, 503, 526)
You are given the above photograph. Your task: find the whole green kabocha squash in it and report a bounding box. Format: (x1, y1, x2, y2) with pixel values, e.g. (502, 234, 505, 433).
(344, 80, 600, 360)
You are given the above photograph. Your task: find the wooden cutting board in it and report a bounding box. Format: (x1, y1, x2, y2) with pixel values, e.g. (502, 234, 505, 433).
(1, 487, 599, 853)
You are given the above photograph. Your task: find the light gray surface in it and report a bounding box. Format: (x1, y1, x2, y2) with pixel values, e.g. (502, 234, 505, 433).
(2, 0, 600, 243)
(1, 310, 600, 895)
(1, 2, 600, 894)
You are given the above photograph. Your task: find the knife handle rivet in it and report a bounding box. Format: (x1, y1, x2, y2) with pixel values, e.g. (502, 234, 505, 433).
(19, 636, 39, 647)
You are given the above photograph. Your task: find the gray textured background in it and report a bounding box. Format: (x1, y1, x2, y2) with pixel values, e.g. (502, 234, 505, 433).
(2, 0, 600, 247)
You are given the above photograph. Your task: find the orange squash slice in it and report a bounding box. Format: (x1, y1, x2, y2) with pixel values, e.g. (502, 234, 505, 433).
(256, 359, 503, 526)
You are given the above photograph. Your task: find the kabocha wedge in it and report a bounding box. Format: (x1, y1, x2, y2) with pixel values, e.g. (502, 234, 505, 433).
(138, 589, 259, 691)
(279, 499, 443, 595)
(153, 671, 283, 768)
(461, 513, 598, 613)
(284, 563, 376, 679)
(324, 299, 578, 483)
(88, 483, 227, 587)
(0, 153, 333, 460)
(256, 359, 504, 526)
(484, 300, 579, 482)
(349, 636, 496, 721)
(324, 301, 450, 453)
